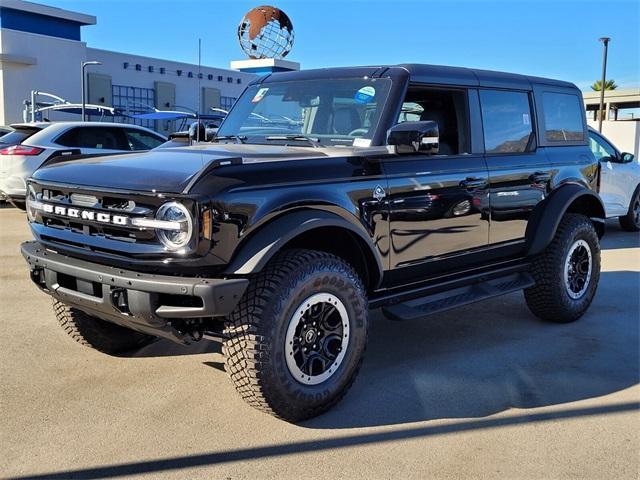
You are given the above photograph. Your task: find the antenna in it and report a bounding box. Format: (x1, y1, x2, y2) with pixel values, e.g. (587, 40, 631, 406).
(197, 38, 202, 142)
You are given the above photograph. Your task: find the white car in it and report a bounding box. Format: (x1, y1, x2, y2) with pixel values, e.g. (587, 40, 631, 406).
(0, 122, 166, 208)
(589, 128, 640, 231)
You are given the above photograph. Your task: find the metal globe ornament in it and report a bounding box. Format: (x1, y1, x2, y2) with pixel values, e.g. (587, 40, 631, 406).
(237, 5, 295, 59)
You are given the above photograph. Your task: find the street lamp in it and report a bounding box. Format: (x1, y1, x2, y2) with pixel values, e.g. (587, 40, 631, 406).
(81, 61, 102, 121)
(597, 37, 610, 133)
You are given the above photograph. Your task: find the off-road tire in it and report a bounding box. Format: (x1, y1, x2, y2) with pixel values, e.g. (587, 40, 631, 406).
(524, 213, 600, 323)
(53, 299, 155, 354)
(618, 187, 640, 232)
(223, 249, 368, 422)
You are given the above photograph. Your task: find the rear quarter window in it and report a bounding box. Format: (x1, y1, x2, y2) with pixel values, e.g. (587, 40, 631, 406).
(542, 92, 584, 142)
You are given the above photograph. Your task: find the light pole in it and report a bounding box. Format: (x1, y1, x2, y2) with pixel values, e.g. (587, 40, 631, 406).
(81, 61, 102, 122)
(597, 37, 610, 133)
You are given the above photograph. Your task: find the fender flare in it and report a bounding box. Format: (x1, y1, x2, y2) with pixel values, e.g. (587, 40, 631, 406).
(224, 209, 384, 285)
(525, 183, 606, 256)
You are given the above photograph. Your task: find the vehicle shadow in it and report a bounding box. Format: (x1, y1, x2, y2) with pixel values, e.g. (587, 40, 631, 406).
(304, 269, 639, 429)
(123, 337, 221, 358)
(115, 268, 638, 430)
(601, 219, 640, 250)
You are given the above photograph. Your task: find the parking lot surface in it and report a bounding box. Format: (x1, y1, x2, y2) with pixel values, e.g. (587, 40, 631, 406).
(1, 205, 638, 479)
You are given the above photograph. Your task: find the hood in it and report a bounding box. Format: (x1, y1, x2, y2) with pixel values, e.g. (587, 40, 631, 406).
(32, 144, 333, 193)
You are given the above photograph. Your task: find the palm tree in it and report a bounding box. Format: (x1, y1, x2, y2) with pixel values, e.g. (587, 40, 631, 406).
(591, 79, 618, 91)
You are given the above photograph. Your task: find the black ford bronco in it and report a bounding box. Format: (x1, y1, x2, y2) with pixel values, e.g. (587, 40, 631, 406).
(21, 64, 604, 422)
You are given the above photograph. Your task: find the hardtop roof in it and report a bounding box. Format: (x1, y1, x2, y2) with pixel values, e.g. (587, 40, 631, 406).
(256, 63, 577, 91)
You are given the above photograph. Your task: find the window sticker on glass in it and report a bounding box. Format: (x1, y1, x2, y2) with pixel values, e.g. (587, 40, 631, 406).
(523, 113, 530, 125)
(354, 86, 376, 104)
(353, 138, 372, 147)
(252, 88, 269, 103)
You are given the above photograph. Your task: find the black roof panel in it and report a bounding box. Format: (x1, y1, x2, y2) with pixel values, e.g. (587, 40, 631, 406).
(254, 63, 577, 91)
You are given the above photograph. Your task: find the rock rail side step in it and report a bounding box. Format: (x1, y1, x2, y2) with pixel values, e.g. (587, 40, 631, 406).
(381, 272, 534, 321)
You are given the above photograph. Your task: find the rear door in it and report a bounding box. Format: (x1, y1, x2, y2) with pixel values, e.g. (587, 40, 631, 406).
(480, 89, 551, 247)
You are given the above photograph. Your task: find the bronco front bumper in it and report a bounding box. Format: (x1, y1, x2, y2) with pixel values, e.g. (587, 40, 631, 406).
(21, 241, 248, 342)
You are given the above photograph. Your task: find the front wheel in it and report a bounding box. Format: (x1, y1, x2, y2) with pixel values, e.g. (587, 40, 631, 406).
(524, 213, 601, 323)
(223, 249, 368, 422)
(53, 300, 156, 354)
(619, 188, 640, 232)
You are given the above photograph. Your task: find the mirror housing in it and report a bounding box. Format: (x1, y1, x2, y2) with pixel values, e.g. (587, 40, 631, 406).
(387, 121, 439, 154)
(188, 121, 206, 143)
(621, 152, 635, 163)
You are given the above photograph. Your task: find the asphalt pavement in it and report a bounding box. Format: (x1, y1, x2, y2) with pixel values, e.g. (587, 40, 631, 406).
(1, 205, 638, 479)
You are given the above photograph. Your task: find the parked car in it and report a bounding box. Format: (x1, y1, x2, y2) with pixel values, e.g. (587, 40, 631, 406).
(0, 125, 14, 137)
(588, 127, 640, 231)
(21, 64, 604, 422)
(0, 122, 166, 208)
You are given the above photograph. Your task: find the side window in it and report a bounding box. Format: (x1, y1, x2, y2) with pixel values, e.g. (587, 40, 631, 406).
(542, 92, 584, 142)
(589, 133, 616, 161)
(479, 90, 533, 154)
(398, 102, 424, 123)
(125, 129, 164, 150)
(396, 88, 470, 155)
(55, 127, 129, 150)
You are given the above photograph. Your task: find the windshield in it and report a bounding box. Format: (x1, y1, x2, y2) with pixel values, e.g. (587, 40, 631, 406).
(216, 77, 392, 147)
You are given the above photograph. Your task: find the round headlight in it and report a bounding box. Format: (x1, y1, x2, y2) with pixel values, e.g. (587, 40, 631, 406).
(26, 185, 37, 222)
(155, 202, 193, 251)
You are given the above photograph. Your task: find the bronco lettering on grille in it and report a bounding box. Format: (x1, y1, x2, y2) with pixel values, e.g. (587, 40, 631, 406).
(41, 203, 129, 226)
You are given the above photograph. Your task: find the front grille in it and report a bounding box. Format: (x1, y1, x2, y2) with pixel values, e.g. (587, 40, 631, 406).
(27, 181, 196, 256)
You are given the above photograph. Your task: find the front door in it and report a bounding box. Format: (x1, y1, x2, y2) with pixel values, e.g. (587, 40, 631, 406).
(383, 154, 490, 285)
(383, 87, 490, 286)
(589, 130, 628, 216)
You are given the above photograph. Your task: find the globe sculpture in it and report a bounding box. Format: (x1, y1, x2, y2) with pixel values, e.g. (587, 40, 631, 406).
(237, 6, 294, 59)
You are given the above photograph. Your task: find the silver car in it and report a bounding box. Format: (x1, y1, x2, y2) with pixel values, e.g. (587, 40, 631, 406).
(0, 122, 166, 208)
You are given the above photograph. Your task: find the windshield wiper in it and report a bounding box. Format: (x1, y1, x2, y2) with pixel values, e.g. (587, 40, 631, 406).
(264, 134, 321, 148)
(212, 135, 247, 144)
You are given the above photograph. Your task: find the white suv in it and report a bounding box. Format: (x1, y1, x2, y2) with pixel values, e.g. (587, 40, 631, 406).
(589, 127, 640, 231)
(0, 122, 166, 208)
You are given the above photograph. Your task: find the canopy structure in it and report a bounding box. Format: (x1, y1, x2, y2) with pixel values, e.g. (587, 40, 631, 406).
(23, 91, 228, 129)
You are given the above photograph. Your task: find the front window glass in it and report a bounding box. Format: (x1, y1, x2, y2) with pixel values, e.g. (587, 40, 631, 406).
(589, 133, 616, 161)
(216, 78, 392, 147)
(125, 129, 164, 150)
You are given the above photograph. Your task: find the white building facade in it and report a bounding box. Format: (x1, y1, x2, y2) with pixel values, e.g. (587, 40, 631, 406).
(0, 0, 255, 134)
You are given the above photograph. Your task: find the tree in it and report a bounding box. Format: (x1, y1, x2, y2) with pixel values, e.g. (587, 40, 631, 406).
(591, 79, 618, 91)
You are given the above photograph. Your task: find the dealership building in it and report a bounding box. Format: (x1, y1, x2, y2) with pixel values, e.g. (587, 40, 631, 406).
(0, 0, 256, 134)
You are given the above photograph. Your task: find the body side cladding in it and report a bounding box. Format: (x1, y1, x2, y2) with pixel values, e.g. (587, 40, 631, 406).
(525, 183, 605, 256)
(224, 209, 384, 289)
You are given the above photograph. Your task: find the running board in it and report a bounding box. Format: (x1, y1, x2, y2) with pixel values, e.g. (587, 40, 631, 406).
(381, 272, 534, 322)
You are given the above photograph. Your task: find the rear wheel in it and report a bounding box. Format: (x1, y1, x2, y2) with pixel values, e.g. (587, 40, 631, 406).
(53, 300, 155, 354)
(223, 249, 368, 422)
(619, 188, 640, 232)
(524, 214, 601, 323)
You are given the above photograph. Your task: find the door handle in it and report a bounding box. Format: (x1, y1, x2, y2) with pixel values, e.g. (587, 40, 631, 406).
(460, 177, 486, 189)
(529, 172, 551, 183)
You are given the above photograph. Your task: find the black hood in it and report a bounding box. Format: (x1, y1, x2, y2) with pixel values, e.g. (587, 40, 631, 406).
(32, 144, 330, 193)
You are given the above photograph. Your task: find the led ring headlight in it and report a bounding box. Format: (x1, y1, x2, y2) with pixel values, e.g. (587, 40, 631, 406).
(154, 201, 193, 251)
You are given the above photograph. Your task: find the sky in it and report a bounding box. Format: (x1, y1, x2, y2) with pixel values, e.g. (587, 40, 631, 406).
(42, 0, 639, 91)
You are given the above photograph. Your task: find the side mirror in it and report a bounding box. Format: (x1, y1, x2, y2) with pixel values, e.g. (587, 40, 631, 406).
(188, 121, 206, 143)
(387, 121, 439, 154)
(621, 152, 635, 163)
